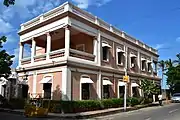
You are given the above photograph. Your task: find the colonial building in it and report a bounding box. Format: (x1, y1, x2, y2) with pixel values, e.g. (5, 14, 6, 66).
(16, 2, 160, 101)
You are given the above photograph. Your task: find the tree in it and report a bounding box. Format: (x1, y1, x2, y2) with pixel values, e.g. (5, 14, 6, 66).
(174, 53, 180, 65)
(165, 59, 173, 69)
(165, 65, 180, 94)
(139, 79, 160, 100)
(0, 36, 14, 79)
(3, 0, 15, 7)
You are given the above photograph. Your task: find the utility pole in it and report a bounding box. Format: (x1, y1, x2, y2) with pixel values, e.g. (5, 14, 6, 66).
(123, 45, 128, 112)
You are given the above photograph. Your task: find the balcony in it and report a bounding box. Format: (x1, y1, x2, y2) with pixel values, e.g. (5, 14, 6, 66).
(19, 27, 96, 66)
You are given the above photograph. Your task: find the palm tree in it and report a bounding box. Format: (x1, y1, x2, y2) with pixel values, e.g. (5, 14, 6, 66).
(158, 60, 166, 88)
(173, 53, 180, 65)
(165, 59, 173, 69)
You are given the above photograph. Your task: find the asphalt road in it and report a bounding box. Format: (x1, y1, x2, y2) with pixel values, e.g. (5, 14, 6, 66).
(0, 103, 180, 120)
(95, 103, 180, 120)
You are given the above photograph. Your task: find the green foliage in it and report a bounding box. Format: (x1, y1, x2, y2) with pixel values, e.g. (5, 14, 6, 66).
(6, 97, 150, 113)
(3, 0, 15, 7)
(0, 36, 14, 78)
(165, 65, 180, 93)
(139, 79, 160, 100)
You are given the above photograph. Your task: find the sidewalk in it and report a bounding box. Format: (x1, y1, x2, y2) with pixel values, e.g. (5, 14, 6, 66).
(0, 101, 171, 119)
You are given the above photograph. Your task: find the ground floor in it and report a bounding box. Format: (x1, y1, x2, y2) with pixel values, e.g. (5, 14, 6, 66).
(17, 66, 160, 101)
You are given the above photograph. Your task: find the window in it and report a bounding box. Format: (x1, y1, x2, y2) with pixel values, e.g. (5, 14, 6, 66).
(76, 44, 85, 52)
(131, 57, 136, 68)
(147, 62, 151, 72)
(103, 46, 109, 61)
(117, 48, 124, 65)
(130, 53, 137, 68)
(141, 60, 146, 71)
(82, 83, 90, 100)
(102, 42, 111, 61)
(153, 61, 157, 72)
(103, 85, 110, 99)
(117, 52, 123, 65)
(119, 86, 125, 98)
(43, 83, 52, 99)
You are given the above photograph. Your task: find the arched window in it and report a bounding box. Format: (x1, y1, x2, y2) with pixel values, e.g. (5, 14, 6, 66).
(102, 41, 111, 61)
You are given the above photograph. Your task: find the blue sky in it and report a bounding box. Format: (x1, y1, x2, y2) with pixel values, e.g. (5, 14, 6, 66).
(0, 0, 180, 88)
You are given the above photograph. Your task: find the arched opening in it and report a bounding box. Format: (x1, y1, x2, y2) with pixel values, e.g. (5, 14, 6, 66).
(39, 75, 53, 99)
(102, 77, 113, 99)
(80, 75, 93, 100)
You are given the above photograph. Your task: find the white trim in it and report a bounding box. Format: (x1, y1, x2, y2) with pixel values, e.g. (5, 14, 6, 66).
(97, 71, 102, 99)
(116, 47, 124, 53)
(102, 77, 113, 85)
(131, 82, 139, 87)
(70, 68, 98, 75)
(130, 53, 137, 58)
(102, 42, 111, 48)
(118, 81, 126, 86)
(32, 72, 37, 97)
(61, 66, 71, 101)
(80, 75, 94, 84)
(39, 76, 52, 84)
(103, 79, 113, 85)
(141, 57, 146, 61)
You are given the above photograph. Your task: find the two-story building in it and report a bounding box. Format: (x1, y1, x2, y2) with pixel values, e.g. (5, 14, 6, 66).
(16, 2, 160, 101)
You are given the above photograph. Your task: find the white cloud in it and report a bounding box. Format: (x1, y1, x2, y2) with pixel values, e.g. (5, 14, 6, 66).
(176, 37, 180, 42)
(72, 0, 112, 9)
(153, 44, 166, 50)
(0, 18, 14, 34)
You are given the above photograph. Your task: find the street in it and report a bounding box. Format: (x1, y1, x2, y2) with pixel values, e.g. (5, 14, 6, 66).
(95, 103, 180, 120)
(0, 103, 180, 120)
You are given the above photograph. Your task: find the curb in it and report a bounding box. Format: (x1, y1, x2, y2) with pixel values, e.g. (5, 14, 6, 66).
(0, 103, 167, 119)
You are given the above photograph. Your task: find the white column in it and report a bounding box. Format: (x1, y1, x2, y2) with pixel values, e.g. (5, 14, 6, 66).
(18, 42, 24, 66)
(137, 50, 140, 73)
(32, 72, 37, 98)
(65, 26, 70, 57)
(62, 66, 71, 101)
(93, 37, 98, 63)
(97, 30, 101, 66)
(151, 57, 153, 75)
(46, 32, 51, 60)
(139, 80, 142, 97)
(97, 71, 102, 99)
(31, 38, 36, 64)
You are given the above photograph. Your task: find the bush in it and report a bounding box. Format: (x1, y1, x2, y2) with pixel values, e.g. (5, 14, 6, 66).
(5, 97, 149, 113)
(9, 98, 26, 109)
(127, 97, 140, 106)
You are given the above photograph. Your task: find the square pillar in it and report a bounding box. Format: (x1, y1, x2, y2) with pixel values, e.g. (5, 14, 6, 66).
(61, 66, 71, 101)
(65, 26, 70, 57)
(97, 30, 101, 66)
(93, 37, 98, 63)
(46, 32, 51, 60)
(18, 42, 24, 66)
(137, 50, 140, 73)
(31, 38, 36, 64)
(97, 71, 102, 99)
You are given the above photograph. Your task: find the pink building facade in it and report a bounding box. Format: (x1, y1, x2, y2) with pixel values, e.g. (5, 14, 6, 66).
(16, 2, 160, 101)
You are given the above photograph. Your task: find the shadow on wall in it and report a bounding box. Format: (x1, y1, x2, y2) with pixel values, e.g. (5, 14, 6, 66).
(90, 84, 98, 100)
(52, 85, 62, 100)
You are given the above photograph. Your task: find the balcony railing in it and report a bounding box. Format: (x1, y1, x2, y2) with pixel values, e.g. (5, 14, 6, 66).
(34, 54, 46, 62)
(21, 57, 31, 65)
(49, 49, 65, 59)
(70, 49, 95, 61)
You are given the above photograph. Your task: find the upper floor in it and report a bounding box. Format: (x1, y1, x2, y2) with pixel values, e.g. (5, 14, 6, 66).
(17, 2, 159, 77)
